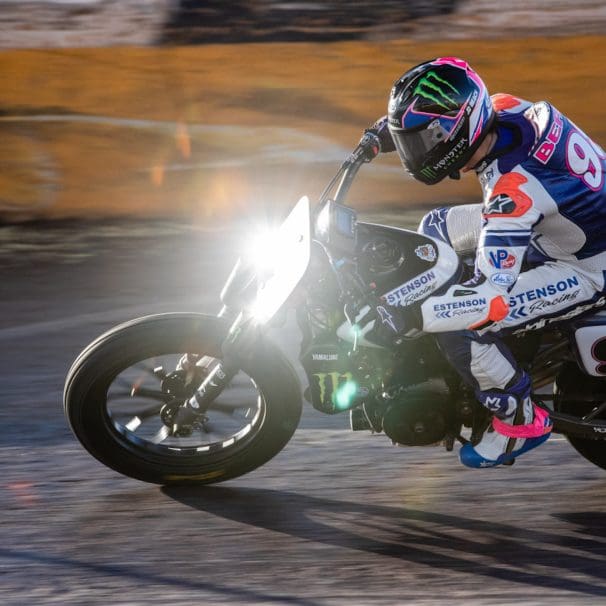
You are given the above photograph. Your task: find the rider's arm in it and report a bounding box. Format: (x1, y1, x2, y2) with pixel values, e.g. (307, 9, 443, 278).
(419, 168, 543, 333)
(475, 170, 542, 289)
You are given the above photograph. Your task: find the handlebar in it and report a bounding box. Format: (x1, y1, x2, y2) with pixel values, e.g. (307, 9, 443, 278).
(312, 135, 385, 320)
(318, 133, 380, 207)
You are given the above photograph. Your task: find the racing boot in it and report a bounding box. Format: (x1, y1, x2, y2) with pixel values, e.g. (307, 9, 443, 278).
(460, 397, 552, 468)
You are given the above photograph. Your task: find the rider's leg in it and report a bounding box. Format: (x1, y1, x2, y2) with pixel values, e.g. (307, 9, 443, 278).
(437, 330, 551, 467)
(437, 258, 604, 468)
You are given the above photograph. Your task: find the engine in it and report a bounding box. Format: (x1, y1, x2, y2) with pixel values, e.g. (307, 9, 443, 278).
(381, 384, 452, 446)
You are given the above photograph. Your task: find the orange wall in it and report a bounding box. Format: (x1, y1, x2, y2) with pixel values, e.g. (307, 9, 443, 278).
(1, 37, 605, 221)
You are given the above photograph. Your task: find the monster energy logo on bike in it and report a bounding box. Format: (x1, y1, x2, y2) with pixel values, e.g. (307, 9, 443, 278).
(414, 72, 460, 111)
(312, 371, 353, 408)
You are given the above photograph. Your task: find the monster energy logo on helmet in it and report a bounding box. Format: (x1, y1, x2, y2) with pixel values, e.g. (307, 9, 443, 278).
(420, 166, 437, 180)
(413, 72, 460, 111)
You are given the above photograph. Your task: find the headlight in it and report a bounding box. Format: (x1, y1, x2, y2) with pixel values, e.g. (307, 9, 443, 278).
(246, 196, 311, 324)
(249, 230, 279, 275)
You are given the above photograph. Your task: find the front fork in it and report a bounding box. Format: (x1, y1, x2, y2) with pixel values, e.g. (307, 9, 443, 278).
(169, 310, 254, 436)
(170, 361, 238, 436)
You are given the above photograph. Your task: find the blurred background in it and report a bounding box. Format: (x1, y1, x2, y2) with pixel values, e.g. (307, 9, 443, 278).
(2, 0, 605, 223)
(3, 5, 606, 606)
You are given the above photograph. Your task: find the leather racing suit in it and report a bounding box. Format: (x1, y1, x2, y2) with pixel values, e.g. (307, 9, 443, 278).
(418, 94, 606, 422)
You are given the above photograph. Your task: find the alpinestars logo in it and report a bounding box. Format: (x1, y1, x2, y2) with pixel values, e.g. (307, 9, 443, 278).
(377, 305, 397, 333)
(485, 194, 516, 216)
(414, 72, 460, 111)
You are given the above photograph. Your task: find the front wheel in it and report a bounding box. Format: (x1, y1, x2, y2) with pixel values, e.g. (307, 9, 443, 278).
(64, 313, 302, 485)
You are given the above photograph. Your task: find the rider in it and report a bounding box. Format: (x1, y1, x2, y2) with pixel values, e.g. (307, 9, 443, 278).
(362, 56, 606, 468)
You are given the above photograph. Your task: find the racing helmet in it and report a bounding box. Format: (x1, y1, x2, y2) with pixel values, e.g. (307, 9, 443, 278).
(387, 57, 495, 185)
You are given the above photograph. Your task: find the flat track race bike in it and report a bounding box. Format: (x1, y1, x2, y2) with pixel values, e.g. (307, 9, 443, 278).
(64, 141, 606, 484)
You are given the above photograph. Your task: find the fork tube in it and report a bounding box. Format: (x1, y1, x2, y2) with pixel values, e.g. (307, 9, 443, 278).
(187, 361, 237, 413)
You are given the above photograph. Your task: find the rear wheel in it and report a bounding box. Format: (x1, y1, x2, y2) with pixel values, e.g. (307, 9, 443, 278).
(554, 364, 606, 471)
(64, 313, 302, 485)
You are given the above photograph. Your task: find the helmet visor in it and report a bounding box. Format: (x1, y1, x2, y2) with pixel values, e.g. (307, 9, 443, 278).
(390, 126, 446, 184)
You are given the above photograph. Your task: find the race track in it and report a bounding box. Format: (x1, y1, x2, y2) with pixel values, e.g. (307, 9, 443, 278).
(2, 220, 606, 605)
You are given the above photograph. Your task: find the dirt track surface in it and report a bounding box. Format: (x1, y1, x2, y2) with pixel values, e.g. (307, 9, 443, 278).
(2, 220, 606, 605)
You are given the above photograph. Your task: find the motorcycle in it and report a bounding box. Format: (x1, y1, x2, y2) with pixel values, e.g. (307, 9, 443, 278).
(64, 140, 606, 485)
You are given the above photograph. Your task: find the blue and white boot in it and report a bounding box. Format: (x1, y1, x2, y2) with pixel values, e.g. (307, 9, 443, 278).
(460, 399, 552, 468)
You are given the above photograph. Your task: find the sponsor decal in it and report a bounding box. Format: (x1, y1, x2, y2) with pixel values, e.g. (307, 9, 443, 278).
(420, 166, 438, 180)
(479, 166, 495, 186)
(484, 193, 516, 215)
(385, 270, 436, 306)
(488, 249, 517, 269)
(490, 272, 516, 288)
(508, 290, 582, 319)
(482, 394, 517, 414)
(426, 208, 448, 240)
(453, 289, 478, 296)
(484, 173, 532, 218)
(512, 296, 606, 334)
(377, 305, 397, 332)
(506, 277, 581, 321)
(392, 283, 434, 306)
(484, 396, 502, 410)
(508, 277, 580, 307)
(432, 137, 468, 173)
(433, 298, 487, 320)
(312, 353, 338, 361)
(413, 71, 461, 111)
(415, 243, 437, 262)
(313, 371, 354, 406)
(533, 110, 564, 165)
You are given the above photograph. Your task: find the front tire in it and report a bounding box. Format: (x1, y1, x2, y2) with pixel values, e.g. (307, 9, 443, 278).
(64, 313, 302, 485)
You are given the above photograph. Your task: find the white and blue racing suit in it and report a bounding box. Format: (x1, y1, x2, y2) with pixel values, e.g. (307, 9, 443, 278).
(418, 94, 606, 417)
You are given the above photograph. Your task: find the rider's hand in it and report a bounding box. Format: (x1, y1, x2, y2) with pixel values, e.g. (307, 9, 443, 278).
(354, 299, 422, 347)
(347, 116, 396, 165)
(348, 130, 382, 164)
(366, 115, 396, 154)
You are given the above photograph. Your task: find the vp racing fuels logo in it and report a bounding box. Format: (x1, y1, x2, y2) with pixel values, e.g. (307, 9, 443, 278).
(489, 249, 517, 269)
(413, 72, 461, 111)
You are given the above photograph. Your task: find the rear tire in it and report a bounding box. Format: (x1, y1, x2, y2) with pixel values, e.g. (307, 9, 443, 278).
(554, 363, 606, 471)
(64, 313, 302, 485)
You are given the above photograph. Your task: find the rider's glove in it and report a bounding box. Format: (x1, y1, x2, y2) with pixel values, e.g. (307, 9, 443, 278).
(348, 130, 382, 164)
(347, 116, 396, 165)
(355, 299, 422, 347)
(366, 115, 396, 154)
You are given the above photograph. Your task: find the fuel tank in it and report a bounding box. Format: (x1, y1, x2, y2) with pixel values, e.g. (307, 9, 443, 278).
(356, 221, 460, 307)
(335, 222, 461, 347)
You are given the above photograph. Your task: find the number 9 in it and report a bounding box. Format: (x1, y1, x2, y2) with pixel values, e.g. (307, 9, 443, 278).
(566, 131, 603, 191)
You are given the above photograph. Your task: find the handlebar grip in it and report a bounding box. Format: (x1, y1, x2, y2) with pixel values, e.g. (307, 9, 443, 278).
(346, 131, 381, 165)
